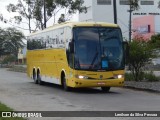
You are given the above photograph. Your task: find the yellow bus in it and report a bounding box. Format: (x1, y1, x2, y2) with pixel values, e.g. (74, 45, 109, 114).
(27, 22, 126, 92)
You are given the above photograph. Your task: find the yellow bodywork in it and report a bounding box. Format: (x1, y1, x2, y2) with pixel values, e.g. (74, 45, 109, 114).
(27, 22, 125, 88)
(27, 48, 124, 88)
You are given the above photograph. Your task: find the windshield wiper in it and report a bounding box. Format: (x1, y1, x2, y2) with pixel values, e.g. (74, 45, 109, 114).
(89, 51, 99, 69)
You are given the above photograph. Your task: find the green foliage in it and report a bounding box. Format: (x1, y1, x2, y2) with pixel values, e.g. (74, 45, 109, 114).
(149, 34, 160, 50)
(53, 0, 87, 13)
(125, 72, 134, 81)
(8, 66, 27, 73)
(0, 29, 7, 55)
(45, 0, 56, 17)
(128, 38, 155, 81)
(125, 71, 144, 81)
(0, 27, 25, 57)
(2, 55, 17, 64)
(125, 71, 160, 82)
(0, 102, 13, 111)
(6, 0, 35, 32)
(33, 0, 43, 29)
(4, 0, 87, 32)
(144, 71, 160, 82)
(129, 0, 139, 10)
(0, 102, 25, 120)
(58, 14, 65, 24)
(27, 40, 46, 50)
(125, 72, 144, 81)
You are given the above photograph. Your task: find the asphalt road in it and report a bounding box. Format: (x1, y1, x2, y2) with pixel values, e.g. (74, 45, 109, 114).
(0, 68, 160, 120)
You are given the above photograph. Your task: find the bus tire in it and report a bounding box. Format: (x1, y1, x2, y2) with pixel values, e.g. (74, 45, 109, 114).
(62, 75, 70, 91)
(101, 87, 110, 92)
(37, 71, 43, 85)
(33, 69, 38, 84)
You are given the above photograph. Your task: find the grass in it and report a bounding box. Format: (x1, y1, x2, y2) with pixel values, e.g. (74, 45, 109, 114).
(7, 66, 26, 73)
(125, 72, 134, 81)
(0, 102, 25, 120)
(125, 71, 160, 82)
(144, 71, 160, 82)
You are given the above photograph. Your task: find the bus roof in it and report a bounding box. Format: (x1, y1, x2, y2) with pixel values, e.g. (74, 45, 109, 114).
(29, 22, 119, 36)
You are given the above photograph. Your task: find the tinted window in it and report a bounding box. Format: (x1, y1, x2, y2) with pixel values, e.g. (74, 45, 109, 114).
(74, 27, 124, 71)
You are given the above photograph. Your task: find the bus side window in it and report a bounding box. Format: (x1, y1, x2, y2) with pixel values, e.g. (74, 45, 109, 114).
(69, 41, 74, 53)
(66, 27, 73, 68)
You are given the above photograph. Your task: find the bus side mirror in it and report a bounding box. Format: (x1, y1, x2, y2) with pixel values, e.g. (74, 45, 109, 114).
(123, 41, 129, 62)
(69, 42, 74, 53)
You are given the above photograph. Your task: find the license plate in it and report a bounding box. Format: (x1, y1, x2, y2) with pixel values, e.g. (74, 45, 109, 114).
(97, 82, 105, 85)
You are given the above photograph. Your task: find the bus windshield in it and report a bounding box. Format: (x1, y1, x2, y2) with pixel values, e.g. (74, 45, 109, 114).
(74, 27, 124, 71)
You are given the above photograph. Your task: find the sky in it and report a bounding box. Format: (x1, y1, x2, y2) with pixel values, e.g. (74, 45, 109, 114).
(0, 0, 78, 36)
(0, 0, 18, 28)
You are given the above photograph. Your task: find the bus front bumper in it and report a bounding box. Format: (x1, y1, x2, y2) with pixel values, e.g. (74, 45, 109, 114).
(68, 78, 124, 88)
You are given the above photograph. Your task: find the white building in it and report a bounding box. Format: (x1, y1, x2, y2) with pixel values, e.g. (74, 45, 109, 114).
(79, 0, 160, 39)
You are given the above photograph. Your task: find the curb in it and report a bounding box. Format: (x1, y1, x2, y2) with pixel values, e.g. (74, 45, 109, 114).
(123, 86, 160, 94)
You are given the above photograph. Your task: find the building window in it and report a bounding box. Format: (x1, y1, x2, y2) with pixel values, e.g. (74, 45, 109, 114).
(97, 0, 111, 5)
(141, 1, 154, 5)
(120, 0, 130, 5)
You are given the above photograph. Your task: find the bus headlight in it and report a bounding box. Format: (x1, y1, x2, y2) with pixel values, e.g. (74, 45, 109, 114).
(114, 74, 123, 79)
(75, 75, 88, 79)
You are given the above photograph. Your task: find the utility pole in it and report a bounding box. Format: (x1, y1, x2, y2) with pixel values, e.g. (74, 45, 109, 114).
(43, 0, 46, 28)
(128, 0, 136, 42)
(113, 0, 117, 24)
(128, 4, 133, 42)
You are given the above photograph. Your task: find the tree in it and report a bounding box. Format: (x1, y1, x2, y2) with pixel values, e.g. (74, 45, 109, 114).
(6, 0, 36, 33)
(5, 0, 87, 32)
(149, 34, 160, 50)
(49, 0, 87, 23)
(33, 0, 44, 29)
(0, 27, 25, 58)
(128, 38, 155, 81)
(128, 0, 139, 41)
(33, 0, 87, 26)
(58, 14, 65, 23)
(2, 55, 17, 64)
(0, 28, 7, 56)
(158, 1, 160, 9)
(129, 0, 139, 9)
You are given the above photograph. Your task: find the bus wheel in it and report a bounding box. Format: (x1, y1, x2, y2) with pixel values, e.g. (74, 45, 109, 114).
(101, 87, 110, 92)
(37, 73, 43, 85)
(62, 75, 70, 91)
(33, 70, 38, 84)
